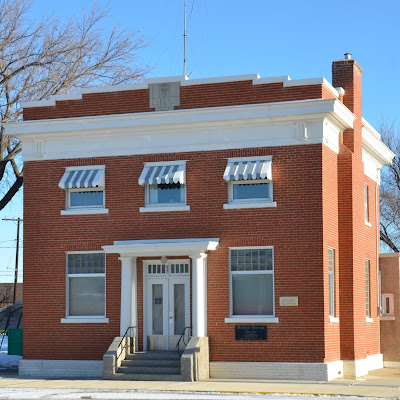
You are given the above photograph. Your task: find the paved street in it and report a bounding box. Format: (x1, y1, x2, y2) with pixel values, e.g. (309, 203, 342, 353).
(0, 368, 399, 399)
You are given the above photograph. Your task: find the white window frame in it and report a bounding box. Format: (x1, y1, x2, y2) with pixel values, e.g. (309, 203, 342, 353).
(365, 183, 371, 227)
(328, 248, 338, 322)
(381, 293, 394, 317)
(61, 165, 108, 215)
(225, 246, 278, 323)
(61, 251, 108, 323)
(140, 161, 190, 212)
(223, 156, 277, 210)
(366, 259, 372, 321)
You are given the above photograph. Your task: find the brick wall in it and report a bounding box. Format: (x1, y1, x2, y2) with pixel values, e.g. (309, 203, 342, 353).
(23, 143, 327, 362)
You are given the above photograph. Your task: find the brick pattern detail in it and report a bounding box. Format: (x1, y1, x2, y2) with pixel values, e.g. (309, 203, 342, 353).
(23, 80, 335, 121)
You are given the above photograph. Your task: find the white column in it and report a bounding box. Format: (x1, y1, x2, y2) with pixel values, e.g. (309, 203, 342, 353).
(190, 253, 207, 337)
(119, 256, 137, 337)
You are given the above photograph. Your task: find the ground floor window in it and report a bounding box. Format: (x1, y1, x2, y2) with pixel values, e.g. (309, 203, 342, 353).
(230, 247, 274, 316)
(66, 252, 106, 317)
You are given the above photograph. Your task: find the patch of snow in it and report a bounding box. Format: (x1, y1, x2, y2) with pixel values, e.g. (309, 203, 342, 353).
(0, 335, 22, 368)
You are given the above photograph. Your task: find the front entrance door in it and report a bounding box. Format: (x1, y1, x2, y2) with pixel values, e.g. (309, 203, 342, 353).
(145, 261, 190, 350)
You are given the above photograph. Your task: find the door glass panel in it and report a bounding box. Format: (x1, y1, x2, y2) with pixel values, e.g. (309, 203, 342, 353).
(152, 284, 163, 334)
(174, 284, 185, 335)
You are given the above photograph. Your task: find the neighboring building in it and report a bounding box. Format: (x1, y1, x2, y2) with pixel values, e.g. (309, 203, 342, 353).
(5, 55, 394, 381)
(379, 253, 400, 368)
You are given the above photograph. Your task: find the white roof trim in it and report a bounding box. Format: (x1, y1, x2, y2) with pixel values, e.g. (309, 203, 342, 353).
(362, 118, 394, 165)
(20, 74, 340, 109)
(102, 238, 220, 257)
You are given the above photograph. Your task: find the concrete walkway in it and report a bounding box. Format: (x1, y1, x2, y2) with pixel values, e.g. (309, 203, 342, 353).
(0, 368, 399, 398)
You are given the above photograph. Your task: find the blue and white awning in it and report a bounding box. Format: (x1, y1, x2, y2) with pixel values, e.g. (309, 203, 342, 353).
(139, 164, 185, 185)
(223, 160, 272, 181)
(59, 168, 105, 189)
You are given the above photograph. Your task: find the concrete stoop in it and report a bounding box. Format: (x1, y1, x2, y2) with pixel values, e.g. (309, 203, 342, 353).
(114, 351, 182, 381)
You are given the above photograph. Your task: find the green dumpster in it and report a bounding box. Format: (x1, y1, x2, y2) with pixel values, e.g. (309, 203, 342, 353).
(8, 329, 22, 356)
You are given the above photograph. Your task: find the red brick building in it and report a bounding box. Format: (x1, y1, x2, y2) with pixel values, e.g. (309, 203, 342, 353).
(6, 55, 394, 380)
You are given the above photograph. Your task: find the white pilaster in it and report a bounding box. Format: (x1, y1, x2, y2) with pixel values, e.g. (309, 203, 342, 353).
(119, 256, 137, 337)
(190, 253, 207, 337)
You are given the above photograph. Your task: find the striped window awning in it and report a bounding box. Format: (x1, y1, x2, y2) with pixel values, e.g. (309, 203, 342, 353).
(223, 160, 272, 181)
(59, 169, 105, 189)
(139, 164, 185, 186)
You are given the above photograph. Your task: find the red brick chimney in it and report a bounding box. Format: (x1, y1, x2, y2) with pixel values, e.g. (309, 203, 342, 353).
(332, 53, 363, 153)
(334, 54, 371, 364)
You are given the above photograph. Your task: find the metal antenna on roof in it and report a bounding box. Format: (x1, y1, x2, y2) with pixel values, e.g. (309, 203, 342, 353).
(183, 0, 187, 77)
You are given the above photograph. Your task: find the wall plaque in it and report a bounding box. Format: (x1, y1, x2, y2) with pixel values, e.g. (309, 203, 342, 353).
(279, 296, 299, 306)
(235, 325, 267, 340)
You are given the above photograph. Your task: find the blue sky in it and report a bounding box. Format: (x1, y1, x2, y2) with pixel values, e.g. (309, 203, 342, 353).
(1, 0, 399, 282)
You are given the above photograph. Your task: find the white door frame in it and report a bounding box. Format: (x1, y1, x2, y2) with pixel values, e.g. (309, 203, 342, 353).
(143, 259, 190, 351)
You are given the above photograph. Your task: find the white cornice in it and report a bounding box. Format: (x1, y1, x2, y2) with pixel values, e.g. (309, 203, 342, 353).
(9, 99, 354, 138)
(5, 99, 356, 162)
(362, 118, 394, 166)
(103, 238, 220, 257)
(20, 74, 339, 109)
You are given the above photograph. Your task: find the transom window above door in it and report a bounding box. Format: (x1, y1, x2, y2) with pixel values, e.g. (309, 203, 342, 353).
(146, 261, 190, 276)
(138, 161, 190, 212)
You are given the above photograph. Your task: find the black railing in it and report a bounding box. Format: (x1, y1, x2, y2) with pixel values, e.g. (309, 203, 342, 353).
(117, 326, 136, 361)
(176, 326, 191, 357)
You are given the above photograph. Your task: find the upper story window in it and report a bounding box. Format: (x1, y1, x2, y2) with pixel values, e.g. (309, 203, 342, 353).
(59, 166, 107, 215)
(381, 293, 394, 317)
(223, 157, 276, 209)
(138, 161, 189, 212)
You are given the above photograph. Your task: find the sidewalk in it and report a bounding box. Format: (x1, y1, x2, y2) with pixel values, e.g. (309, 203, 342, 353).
(0, 367, 399, 398)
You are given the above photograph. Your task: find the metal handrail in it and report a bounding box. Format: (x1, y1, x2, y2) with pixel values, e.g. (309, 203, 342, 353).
(176, 326, 191, 357)
(117, 326, 136, 361)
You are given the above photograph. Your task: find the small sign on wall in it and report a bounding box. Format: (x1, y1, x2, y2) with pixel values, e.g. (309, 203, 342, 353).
(235, 325, 267, 340)
(279, 296, 299, 306)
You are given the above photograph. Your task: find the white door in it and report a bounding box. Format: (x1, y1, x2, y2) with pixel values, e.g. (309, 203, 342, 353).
(145, 261, 190, 350)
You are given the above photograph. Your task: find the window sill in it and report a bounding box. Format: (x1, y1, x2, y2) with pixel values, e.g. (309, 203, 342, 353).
(380, 316, 395, 321)
(225, 317, 279, 323)
(329, 316, 339, 323)
(139, 205, 190, 213)
(366, 317, 374, 323)
(223, 202, 277, 210)
(365, 221, 372, 227)
(61, 208, 109, 215)
(61, 317, 109, 324)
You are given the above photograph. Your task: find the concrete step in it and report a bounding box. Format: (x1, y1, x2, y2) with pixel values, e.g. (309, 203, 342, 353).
(122, 359, 181, 368)
(125, 351, 180, 361)
(118, 365, 181, 375)
(112, 372, 183, 381)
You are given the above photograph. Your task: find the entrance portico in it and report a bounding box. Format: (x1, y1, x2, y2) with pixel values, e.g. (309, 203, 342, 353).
(102, 238, 219, 350)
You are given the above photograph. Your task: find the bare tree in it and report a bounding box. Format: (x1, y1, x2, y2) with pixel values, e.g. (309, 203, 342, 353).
(0, 0, 150, 210)
(380, 119, 400, 252)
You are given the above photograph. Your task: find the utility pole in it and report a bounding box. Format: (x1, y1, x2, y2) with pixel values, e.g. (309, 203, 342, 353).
(2, 217, 22, 304)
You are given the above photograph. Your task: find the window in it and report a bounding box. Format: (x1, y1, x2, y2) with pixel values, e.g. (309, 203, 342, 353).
(66, 253, 106, 318)
(366, 259, 371, 318)
(381, 293, 394, 317)
(138, 162, 189, 212)
(230, 247, 274, 317)
(223, 157, 276, 209)
(365, 183, 370, 224)
(59, 166, 107, 214)
(328, 248, 335, 318)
